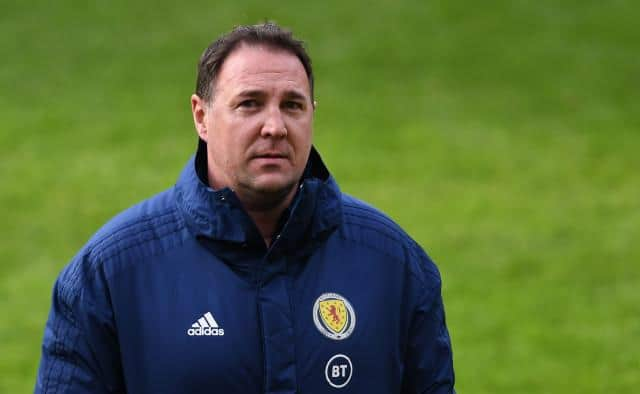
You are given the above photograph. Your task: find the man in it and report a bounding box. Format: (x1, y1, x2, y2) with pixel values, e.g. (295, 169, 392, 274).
(36, 22, 455, 393)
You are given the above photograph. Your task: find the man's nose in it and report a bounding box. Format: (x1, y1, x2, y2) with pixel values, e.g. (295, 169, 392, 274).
(260, 106, 287, 138)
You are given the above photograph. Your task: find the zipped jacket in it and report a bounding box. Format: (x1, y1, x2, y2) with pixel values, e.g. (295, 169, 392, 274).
(35, 146, 455, 393)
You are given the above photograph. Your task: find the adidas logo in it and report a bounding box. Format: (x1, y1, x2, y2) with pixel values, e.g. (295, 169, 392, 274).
(187, 312, 225, 336)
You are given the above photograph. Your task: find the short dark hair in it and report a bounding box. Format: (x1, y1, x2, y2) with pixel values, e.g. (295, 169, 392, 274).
(195, 22, 314, 103)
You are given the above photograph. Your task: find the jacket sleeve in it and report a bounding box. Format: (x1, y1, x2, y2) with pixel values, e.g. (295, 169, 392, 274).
(35, 255, 124, 393)
(401, 273, 455, 394)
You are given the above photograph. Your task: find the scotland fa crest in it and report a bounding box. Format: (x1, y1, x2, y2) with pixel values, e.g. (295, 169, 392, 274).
(313, 293, 356, 340)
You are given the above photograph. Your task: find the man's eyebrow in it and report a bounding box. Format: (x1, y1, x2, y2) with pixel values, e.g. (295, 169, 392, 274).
(235, 89, 266, 98)
(283, 90, 308, 101)
(233, 89, 310, 101)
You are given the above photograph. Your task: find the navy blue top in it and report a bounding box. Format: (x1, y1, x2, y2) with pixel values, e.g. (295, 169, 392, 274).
(35, 145, 455, 393)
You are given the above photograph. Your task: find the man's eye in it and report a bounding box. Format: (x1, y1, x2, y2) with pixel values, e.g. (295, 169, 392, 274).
(239, 100, 259, 108)
(283, 101, 303, 110)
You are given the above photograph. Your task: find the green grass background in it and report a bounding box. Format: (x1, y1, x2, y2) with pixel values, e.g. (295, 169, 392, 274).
(1, 1, 638, 392)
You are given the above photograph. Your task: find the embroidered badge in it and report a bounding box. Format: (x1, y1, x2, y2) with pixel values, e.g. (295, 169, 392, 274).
(313, 293, 356, 340)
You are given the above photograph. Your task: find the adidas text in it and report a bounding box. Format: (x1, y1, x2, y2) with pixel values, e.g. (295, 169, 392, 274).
(188, 311, 224, 336)
(187, 327, 225, 336)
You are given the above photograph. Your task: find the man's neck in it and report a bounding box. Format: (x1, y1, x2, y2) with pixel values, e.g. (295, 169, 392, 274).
(239, 185, 298, 247)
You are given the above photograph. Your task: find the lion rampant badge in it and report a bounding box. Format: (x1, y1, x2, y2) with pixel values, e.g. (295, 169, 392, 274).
(313, 293, 356, 340)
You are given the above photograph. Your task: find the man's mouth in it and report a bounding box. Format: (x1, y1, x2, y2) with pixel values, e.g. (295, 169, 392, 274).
(254, 152, 288, 159)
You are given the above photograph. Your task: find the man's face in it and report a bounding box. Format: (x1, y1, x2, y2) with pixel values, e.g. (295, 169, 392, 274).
(192, 44, 314, 205)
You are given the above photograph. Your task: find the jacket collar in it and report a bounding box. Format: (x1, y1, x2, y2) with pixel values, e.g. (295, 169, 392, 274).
(175, 141, 342, 249)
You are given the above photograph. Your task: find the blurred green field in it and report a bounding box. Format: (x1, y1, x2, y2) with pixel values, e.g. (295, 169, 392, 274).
(1, 0, 638, 392)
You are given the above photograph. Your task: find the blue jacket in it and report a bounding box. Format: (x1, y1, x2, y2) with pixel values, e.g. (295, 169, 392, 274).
(36, 146, 455, 393)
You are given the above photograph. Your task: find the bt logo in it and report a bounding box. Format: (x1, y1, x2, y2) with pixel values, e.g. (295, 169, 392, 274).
(324, 354, 353, 388)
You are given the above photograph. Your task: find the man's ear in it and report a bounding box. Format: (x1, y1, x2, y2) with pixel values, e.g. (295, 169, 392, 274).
(191, 94, 208, 142)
